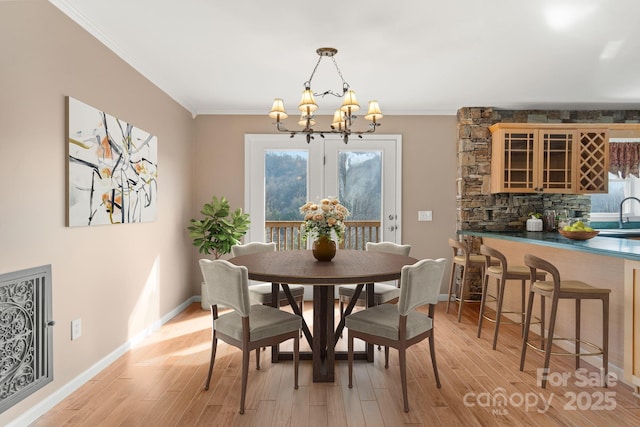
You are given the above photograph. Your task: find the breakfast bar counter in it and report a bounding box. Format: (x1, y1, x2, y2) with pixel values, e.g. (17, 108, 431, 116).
(457, 229, 640, 261)
(456, 229, 640, 394)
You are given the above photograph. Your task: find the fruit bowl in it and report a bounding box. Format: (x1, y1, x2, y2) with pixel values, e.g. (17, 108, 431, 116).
(558, 230, 600, 240)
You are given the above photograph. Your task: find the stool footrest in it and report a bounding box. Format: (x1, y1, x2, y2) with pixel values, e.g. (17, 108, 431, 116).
(452, 291, 485, 304)
(525, 337, 603, 357)
(482, 310, 541, 326)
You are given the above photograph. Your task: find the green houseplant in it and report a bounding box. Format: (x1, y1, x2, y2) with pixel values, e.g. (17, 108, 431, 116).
(188, 196, 250, 259)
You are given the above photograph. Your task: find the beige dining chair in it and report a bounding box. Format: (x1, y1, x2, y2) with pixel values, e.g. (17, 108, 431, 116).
(199, 259, 301, 414)
(231, 242, 305, 314)
(338, 241, 411, 321)
(346, 258, 447, 412)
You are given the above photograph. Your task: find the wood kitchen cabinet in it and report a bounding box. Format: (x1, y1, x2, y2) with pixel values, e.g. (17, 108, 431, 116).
(489, 123, 608, 194)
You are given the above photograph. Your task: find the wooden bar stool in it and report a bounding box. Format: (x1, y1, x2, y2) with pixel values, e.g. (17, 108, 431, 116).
(447, 237, 489, 322)
(520, 254, 610, 388)
(477, 245, 545, 350)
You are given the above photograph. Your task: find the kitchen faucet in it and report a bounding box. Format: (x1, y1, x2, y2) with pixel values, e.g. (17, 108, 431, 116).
(619, 196, 640, 228)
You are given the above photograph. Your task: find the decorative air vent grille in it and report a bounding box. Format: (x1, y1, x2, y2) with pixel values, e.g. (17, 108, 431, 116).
(0, 265, 53, 414)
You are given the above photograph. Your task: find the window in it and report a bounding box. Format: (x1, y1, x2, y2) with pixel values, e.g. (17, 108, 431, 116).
(265, 150, 308, 221)
(590, 172, 640, 221)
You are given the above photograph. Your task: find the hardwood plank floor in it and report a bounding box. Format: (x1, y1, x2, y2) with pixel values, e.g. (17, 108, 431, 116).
(32, 301, 640, 426)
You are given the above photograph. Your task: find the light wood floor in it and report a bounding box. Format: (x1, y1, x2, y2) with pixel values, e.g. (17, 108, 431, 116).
(33, 301, 640, 426)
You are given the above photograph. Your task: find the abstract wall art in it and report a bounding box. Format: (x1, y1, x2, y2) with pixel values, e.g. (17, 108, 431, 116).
(67, 97, 158, 226)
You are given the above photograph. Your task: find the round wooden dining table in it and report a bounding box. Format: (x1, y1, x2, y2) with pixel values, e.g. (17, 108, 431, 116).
(228, 249, 417, 382)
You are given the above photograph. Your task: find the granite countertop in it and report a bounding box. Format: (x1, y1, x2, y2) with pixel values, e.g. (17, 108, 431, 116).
(457, 229, 640, 261)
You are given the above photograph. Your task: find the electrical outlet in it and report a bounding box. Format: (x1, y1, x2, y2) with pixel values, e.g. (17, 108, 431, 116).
(418, 210, 433, 221)
(71, 318, 82, 340)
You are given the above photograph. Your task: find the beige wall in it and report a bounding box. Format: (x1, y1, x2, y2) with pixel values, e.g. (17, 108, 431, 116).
(191, 115, 459, 293)
(0, 2, 194, 424)
(1, 2, 458, 424)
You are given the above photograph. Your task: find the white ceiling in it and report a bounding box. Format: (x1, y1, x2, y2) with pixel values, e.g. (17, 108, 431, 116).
(50, 0, 640, 117)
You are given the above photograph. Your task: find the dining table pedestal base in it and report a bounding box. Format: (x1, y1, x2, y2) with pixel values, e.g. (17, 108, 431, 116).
(271, 283, 374, 382)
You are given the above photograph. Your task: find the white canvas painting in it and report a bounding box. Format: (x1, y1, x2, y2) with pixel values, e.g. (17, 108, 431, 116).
(67, 97, 158, 226)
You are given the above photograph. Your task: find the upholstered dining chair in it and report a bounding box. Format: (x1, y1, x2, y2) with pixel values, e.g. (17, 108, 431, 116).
(199, 259, 301, 414)
(338, 241, 411, 322)
(346, 258, 447, 412)
(231, 242, 305, 315)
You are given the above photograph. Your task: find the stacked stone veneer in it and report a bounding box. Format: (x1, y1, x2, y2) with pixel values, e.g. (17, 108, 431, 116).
(453, 107, 640, 298)
(456, 107, 640, 232)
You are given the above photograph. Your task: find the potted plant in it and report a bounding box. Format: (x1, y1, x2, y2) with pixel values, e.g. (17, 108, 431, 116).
(188, 196, 250, 259)
(188, 196, 250, 308)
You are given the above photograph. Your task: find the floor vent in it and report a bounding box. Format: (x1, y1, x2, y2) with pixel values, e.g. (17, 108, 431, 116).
(0, 265, 53, 413)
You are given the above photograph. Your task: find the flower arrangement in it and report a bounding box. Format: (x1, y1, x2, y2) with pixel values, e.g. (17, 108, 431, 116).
(299, 198, 350, 242)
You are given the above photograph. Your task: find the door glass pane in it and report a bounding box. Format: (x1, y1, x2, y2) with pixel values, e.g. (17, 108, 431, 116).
(265, 150, 308, 249)
(338, 151, 382, 248)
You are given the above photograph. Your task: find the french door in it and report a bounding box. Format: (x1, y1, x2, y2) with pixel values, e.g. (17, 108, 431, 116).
(244, 134, 402, 245)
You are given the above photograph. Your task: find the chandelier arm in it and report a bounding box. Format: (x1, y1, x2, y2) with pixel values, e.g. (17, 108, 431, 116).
(314, 89, 345, 98)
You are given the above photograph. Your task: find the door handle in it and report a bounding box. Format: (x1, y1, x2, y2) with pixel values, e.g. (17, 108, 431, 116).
(388, 225, 397, 231)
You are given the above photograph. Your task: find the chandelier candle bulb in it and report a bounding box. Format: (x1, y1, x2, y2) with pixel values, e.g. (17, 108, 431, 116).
(298, 88, 318, 113)
(365, 100, 383, 122)
(340, 90, 360, 112)
(332, 110, 346, 129)
(268, 98, 287, 120)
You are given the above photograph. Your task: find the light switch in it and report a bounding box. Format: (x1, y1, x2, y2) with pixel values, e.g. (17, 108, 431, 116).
(71, 318, 82, 340)
(418, 210, 433, 221)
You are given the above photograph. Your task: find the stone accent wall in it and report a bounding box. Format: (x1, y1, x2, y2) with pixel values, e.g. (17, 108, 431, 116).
(456, 107, 640, 231)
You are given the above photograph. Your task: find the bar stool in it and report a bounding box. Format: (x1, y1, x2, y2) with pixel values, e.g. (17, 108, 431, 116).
(447, 237, 490, 322)
(520, 254, 610, 389)
(477, 245, 545, 350)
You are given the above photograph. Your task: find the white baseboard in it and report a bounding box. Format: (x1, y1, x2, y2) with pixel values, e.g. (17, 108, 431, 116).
(6, 296, 199, 427)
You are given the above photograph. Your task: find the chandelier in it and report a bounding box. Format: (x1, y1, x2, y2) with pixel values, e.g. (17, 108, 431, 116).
(268, 47, 383, 144)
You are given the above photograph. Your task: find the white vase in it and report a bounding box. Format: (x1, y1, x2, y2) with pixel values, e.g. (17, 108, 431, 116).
(526, 217, 543, 231)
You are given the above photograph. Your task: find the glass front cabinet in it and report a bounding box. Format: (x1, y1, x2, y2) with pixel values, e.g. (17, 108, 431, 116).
(490, 124, 609, 194)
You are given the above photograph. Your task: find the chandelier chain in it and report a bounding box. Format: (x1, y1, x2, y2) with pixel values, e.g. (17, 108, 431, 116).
(305, 55, 349, 98)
